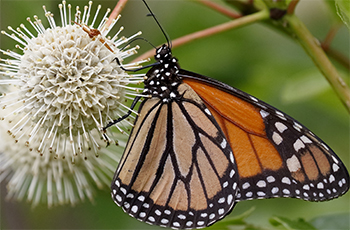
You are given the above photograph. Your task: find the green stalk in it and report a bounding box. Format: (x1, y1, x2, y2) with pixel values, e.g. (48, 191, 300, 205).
(133, 10, 270, 62)
(285, 14, 350, 113)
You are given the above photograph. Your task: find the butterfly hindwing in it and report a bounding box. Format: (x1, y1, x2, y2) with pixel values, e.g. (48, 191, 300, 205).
(182, 70, 349, 202)
(111, 82, 239, 229)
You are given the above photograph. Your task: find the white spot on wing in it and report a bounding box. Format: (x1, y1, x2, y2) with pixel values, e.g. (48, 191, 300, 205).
(257, 191, 266, 197)
(230, 169, 235, 178)
(155, 210, 162, 216)
(317, 182, 324, 189)
(275, 122, 288, 133)
(124, 202, 130, 209)
(272, 132, 283, 145)
(197, 221, 205, 226)
(293, 139, 305, 152)
(272, 187, 279, 194)
(161, 219, 169, 224)
(227, 194, 233, 205)
(257, 180, 266, 188)
(131, 205, 138, 213)
(286, 155, 301, 172)
(204, 108, 211, 115)
(260, 110, 269, 118)
(126, 193, 134, 198)
(246, 192, 253, 197)
(300, 135, 312, 144)
(233, 182, 237, 190)
(242, 182, 250, 189)
(221, 139, 227, 149)
(230, 152, 234, 163)
(164, 210, 171, 215)
(282, 177, 291, 185)
(120, 187, 127, 194)
(250, 96, 258, 102)
(293, 122, 302, 131)
(267, 176, 275, 183)
(332, 155, 339, 164)
(276, 111, 285, 118)
(333, 163, 340, 172)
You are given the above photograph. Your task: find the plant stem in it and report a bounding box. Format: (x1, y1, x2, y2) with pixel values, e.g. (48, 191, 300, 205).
(286, 14, 350, 112)
(287, 0, 300, 14)
(105, 0, 129, 29)
(197, 0, 242, 19)
(132, 10, 269, 62)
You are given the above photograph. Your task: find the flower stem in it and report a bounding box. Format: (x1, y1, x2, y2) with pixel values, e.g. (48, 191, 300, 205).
(285, 14, 350, 113)
(133, 10, 270, 62)
(197, 0, 242, 19)
(105, 0, 129, 29)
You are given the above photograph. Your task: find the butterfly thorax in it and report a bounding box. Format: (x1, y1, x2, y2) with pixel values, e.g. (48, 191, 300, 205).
(143, 45, 182, 103)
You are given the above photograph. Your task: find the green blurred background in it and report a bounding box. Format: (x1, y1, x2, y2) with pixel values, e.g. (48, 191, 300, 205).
(0, 0, 349, 229)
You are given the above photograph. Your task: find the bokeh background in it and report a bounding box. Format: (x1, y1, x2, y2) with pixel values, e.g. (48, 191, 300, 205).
(0, 0, 349, 229)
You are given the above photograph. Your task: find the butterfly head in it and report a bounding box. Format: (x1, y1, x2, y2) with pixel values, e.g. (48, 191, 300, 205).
(154, 44, 174, 63)
(143, 45, 181, 102)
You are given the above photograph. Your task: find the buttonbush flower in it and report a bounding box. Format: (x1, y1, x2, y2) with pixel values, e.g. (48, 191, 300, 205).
(0, 1, 146, 206)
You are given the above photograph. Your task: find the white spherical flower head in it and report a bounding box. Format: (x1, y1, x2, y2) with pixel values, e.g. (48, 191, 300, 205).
(0, 1, 147, 206)
(0, 1, 146, 160)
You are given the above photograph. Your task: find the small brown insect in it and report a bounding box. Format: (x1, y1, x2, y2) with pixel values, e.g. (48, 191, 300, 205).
(73, 21, 114, 53)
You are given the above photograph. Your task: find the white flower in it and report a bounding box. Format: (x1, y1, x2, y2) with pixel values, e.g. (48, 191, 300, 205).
(0, 1, 146, 206)
(0, 112, 126, 207)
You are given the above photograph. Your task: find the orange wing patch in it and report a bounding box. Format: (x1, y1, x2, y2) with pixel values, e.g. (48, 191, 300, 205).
(185, 79, 265, 135)
(184, 79, 283, 178)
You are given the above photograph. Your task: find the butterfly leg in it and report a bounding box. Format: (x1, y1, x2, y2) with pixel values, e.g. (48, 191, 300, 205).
(102, 96, 142, 146)
(114, 57, 159, 72)
(103, 96, 142, 131)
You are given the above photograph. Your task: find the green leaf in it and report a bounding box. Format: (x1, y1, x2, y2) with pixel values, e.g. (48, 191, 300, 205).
(280, 69, 329, 104)
(335, 0, 350, 29)
(269, 216, 317, 230)
(323, 0, 342, 23)
(310, 213, 350, 230)
(207, 207, 265, 230)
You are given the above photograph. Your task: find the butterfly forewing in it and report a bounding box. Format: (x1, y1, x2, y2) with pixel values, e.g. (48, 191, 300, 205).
(111, 83, 239, 229)
(182, 71, 349, 202)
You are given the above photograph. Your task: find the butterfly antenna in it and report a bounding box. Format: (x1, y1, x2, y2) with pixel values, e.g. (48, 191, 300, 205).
(142, 0, 172, 48)
(120, 37, 156, 51)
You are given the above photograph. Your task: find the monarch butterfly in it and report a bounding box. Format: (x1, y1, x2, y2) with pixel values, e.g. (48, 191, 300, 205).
(106, 2, 349, 229)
